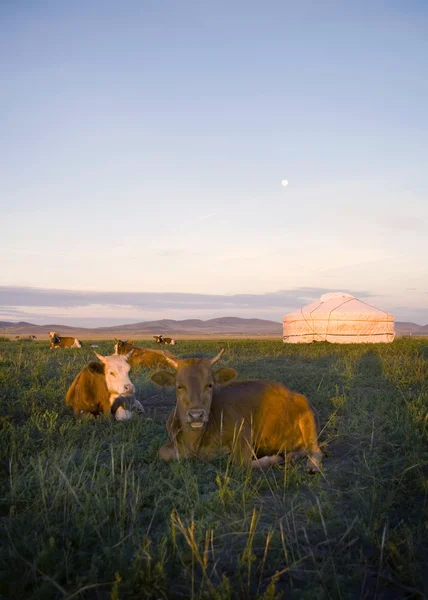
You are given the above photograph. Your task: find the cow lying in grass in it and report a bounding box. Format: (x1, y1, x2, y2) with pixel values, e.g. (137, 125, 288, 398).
(153, 335, 176, 345)
(151, 350, 323, 472)
(49, 331, 82, 348)
(66, 352, 143, 420)
(114, 339, 176, 368)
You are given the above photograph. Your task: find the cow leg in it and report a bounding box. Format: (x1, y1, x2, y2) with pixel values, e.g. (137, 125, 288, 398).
(289, 448, 307, 462)
(299, 412, 323, 473)
(232, 448, 283, 469)
(159, 441, 180, 462)
(229, 424, 283, 469)
(109, 394, 132, 420)
(115, 407, 133, 421)
(251, 455, 284, 469)
(75, 410, 96, 421)
(132, 399, 145, 413)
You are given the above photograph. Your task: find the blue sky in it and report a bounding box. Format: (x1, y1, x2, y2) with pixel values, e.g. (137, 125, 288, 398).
(1, 1, 427, 325)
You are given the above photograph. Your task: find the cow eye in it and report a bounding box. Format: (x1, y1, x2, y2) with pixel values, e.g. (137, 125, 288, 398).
(110, 371, 116, 377)
(206, 383, 213, 389)
(177, 384, 185, 390)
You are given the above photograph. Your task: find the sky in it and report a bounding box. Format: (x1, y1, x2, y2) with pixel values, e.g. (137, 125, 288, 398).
(1, 0, 427, 326)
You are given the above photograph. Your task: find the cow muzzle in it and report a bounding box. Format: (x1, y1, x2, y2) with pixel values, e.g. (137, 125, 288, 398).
(186, 409, 207, 429)
(122, 383, 135, 395)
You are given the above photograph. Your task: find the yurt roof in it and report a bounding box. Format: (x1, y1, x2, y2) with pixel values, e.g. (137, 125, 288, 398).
(283, 293, 395, 323)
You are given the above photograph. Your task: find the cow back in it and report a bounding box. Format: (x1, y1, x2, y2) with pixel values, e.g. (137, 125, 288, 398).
(170, 379, 318, 459)
(66, 362, 110, 415)
(117, 341, 174, 368)
(52, 336, 79, 348)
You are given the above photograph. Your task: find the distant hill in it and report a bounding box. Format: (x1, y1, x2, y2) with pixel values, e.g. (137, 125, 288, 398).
(394, 322, 428, 336)
(1, 318, 427, 336)
(0, 317, 283, 335)
(104, 317, 283, 335)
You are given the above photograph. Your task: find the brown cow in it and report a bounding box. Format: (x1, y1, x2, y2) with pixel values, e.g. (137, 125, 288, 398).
(66, 352, 143, 420)
(151, 350, 323, 472)
(153, 335, 176, 345)
(114, 339, 175, 368)
(49, 331, 82, 348)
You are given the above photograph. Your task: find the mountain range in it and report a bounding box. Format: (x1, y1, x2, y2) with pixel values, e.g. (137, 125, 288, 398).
(1, 317, 427, 336)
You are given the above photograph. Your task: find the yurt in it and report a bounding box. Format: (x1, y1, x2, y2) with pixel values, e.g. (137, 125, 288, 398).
(283, 292, 395, 344)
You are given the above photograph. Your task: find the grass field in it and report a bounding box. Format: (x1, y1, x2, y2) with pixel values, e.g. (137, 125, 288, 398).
(0, 338, 427, 599)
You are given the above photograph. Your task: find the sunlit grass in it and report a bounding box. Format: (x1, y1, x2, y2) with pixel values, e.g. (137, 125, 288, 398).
(0, 338, 427, 598)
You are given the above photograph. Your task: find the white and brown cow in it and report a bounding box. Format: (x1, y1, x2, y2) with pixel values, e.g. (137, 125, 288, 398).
(49, 331, 82, 349)
(114, 339, 176, 368)
(66, 352, 143, 420)
(151, 350, 323, 472)
(153, 335, 176, 345)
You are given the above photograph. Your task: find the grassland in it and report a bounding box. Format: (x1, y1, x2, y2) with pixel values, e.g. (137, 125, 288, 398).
(0, 338, 427, 599)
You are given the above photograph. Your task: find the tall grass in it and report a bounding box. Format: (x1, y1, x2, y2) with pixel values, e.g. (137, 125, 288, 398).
(0, 338, 427, 599)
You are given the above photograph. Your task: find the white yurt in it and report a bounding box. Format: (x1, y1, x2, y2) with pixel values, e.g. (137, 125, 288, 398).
(283, 292, 395, 344)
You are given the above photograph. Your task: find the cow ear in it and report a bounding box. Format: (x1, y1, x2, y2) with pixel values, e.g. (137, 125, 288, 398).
(94, 352, 106, 364)
(127, 340, 134, 345)
(88, 361, 105, 375)
(151, 370, 176, 387)
(114, 337, 118, 342)
(213, 367, 237, 386)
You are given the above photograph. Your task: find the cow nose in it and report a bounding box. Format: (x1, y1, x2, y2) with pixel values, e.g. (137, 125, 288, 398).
(188, 409, 205, 421)
(124, 383, 134, 393)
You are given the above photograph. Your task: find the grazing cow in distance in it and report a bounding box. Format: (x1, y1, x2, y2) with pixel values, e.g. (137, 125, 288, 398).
(151, 350, 323, 472)
(49, 331, 82, 349)
(66, 352, 143, 420)
(153, 334, 176, 345)
(114, 339, 176, 368)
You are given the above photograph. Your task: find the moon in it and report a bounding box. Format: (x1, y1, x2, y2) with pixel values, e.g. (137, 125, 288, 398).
(281, 180, 288, 187)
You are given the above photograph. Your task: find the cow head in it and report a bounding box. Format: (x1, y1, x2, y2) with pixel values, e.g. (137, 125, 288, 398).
(151, 349, 237, 431)
(49, 331, 60, 345)
(94, 352, 135, 395)
(113, 339, 133, 355)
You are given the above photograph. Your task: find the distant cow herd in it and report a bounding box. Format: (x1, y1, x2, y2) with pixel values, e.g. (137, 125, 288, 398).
(10, 331, 323, 472)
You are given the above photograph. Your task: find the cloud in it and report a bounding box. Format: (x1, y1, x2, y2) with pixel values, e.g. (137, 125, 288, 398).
(1, 286, 427, 325)
(0, 285, 373, 312)
(0, 306, 23, 317)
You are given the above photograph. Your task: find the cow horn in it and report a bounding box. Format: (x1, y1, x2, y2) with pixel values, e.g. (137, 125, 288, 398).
(210, 349, 225, 365)
(162, 352, 179, 369)
(94, 352, 106, 364)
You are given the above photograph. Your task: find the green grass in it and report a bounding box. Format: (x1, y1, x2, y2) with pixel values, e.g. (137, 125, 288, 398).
(0, 339, 427, 599)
